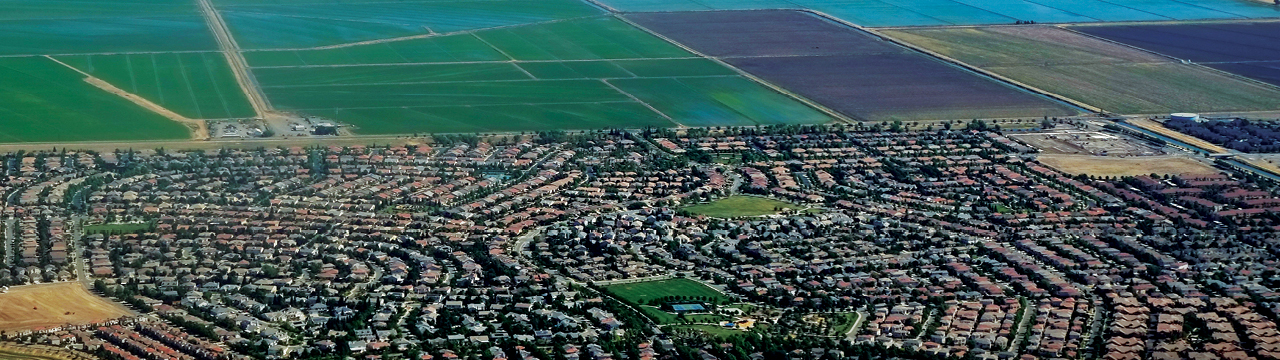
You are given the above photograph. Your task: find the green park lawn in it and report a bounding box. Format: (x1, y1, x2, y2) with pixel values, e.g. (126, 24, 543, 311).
(602, 278, 730, 306)
(684, 196, 805, 218)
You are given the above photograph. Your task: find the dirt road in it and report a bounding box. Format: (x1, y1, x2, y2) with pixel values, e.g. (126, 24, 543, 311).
(198, 0, 270, 116)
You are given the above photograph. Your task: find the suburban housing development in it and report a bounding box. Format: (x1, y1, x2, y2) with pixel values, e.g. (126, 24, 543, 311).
(1, 120, 1280, 360)
(3, 0, 1280, 360)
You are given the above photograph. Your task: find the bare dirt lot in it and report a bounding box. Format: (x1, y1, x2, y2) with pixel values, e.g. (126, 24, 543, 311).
(1037, 154, 1219, 177)
(1011, 130, 1163, 156)
(0, 342, 95, 360)
(0, 282, 132, 331)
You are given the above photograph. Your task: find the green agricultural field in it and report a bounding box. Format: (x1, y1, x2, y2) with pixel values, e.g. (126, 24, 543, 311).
(611, 77, 832, 127)
(602, 278, 731, 306)
(0, 57, 190, 142)
(243, 17, 692, 67)
(219, 0, 602, 49)
(683, 196, 805, 218)
(222, 12, 426, 50)
(474, 17, 691, 61)
(882, 27, 1280, 114)
(250, 16, 833, 133)
(0, 0, 199, 20)
(56, 53, 255, 119)
(243, 34, 508, 67)
(264, 79, 632, 109)
(254, 63, 532, 86)
(300, 102, 675, 134)
(0, 14, 217, 56)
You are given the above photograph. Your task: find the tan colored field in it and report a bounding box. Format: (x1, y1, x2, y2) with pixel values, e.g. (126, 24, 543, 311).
(1125, 118, 1230, 154)
(880, 27, 1280, 115)
(1037, 154, 1219, 177)
(0, 343, 95, 360)
(0, 282, 132, 331)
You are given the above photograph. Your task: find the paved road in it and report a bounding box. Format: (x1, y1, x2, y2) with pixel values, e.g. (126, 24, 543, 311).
(844, 311, 868, 341)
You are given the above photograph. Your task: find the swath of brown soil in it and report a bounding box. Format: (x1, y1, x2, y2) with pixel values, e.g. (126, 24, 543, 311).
(1037, 154, 1219, 177)
(0, 282, 133, 332)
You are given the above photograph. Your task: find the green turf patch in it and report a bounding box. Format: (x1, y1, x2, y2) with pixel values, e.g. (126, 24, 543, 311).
(668, 324, 747, 338)
(602, 278, 730, 306)
(84, 222, 156, 235)
(683, 196, 804, 218)
(827, 312, 860, 336)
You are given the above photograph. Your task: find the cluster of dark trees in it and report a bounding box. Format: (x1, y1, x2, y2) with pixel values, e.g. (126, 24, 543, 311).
(1165, 118, 1280, 153)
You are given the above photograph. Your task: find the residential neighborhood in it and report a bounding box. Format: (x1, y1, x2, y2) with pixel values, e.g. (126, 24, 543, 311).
(3, 124, 1280, 360)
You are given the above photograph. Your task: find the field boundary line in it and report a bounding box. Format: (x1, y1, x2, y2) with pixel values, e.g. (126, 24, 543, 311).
(599, 79, 682, 127)
(1058, 25, 1280, 93)
(851, 17, 1104, 114)
(613, 14, 855, 124)
(44, 55, 211, 140)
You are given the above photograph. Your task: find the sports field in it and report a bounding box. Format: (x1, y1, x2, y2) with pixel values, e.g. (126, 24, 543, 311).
(596, 0, 1280, 26)
(603, 278, 731, 305)
(250, 16, 835, 132)
(630, 11, 1077, 121)
(882, 26, 1280, 114)
(0, 282, 133, 332)
(684, 195, 804, 217)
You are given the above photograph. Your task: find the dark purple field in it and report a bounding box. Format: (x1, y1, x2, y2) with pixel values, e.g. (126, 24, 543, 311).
(1208, 62, 1280, 87)
(729, 53, 1077, 120)
(1076, 23, 1280, 88)
(1075, 23, 1280, 62)
(628, 10, 1078, 121)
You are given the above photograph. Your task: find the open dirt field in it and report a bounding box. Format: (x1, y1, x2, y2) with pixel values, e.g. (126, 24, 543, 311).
(0, 343, 95, 360)
(0, 282, 132, 332)
(1037, 154, 1219, 177)
(1010, 130, 1163, 156)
